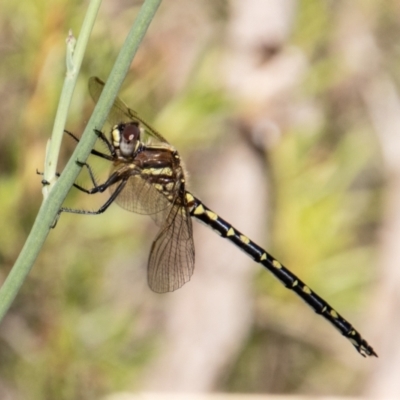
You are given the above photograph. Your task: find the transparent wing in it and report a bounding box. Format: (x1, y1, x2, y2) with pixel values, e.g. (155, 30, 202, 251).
(147, 199, 195, 293)
(108, 165, 179, 218)
(88, 77, 169, 143)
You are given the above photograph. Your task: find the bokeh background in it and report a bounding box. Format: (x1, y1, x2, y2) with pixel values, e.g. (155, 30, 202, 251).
(0, 0, 399, 399)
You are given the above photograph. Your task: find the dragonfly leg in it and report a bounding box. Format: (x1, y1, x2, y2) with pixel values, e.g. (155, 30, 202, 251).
(59, 178, 128, 216)
(64, 129, 115, 161)
(51, 178, 128, 228)
(75, 160, 99, 190)
(64, 129, 80, 143)
(94, 129, 116, 157)
(72, 167, 124, 195)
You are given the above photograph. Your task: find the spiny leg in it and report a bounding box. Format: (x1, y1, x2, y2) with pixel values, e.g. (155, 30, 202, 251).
(53, 126, 130, 212)
(75, 161, 100, 191)
(64, 129, 80, 143)
(49, 127, 129, 221)
(64, 129, 115, 161)
(38, 160, 106, 193)
(49, 178, 127, 229)
(94, 129, 116, 157)
(185, 191, 377, 358)
(46, 161, 127, 227)
(60, 177, 128, 215)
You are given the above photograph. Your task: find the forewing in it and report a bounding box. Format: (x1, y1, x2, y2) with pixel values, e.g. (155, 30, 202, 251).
(88, 76, 169, 143)
(147, 200, 195, 293)
(89, 76, 132, 127)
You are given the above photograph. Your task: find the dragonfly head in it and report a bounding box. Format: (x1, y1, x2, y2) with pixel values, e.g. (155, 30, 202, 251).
(112, 122, 141, 157)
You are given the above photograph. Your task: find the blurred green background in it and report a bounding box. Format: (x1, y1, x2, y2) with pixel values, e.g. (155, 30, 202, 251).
(0, 0, 398, 399)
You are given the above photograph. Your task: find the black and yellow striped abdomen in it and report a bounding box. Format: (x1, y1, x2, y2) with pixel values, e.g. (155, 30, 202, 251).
(185, 192, 376, 358)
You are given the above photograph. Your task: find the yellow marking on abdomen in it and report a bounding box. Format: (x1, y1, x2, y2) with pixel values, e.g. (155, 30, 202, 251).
(260, 253, 267, 261)
(330, 310, 338, 318)
(185, 193, 195, 203)
(302, 286, 312, 294)
(240, 235, 250, 244)
(227, 227, 235, 236)
(194, 204, 205, 215)
(272, 260, 282, 269)
(206, 210, 218, 220)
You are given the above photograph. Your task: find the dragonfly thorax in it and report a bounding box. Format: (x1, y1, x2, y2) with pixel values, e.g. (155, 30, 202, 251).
(111, 122, 141, 157)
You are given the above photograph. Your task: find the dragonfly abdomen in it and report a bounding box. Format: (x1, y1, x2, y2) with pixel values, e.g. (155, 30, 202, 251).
(185, 191, 377, 358)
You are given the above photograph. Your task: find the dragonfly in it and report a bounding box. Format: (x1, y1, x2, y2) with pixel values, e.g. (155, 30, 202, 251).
(59, 76, 377, 358)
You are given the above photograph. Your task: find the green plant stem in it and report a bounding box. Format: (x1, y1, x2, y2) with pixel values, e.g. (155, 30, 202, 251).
(0, 0, 162, 322)
(43, 0, 102, 193)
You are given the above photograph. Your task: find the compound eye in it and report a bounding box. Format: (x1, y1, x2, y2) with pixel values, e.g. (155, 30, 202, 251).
(120, 123, 140, 156)
(122, 123, 140, 143)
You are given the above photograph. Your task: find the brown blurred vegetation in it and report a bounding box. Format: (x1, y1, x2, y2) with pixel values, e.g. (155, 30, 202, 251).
(0, 0, 399, 399)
